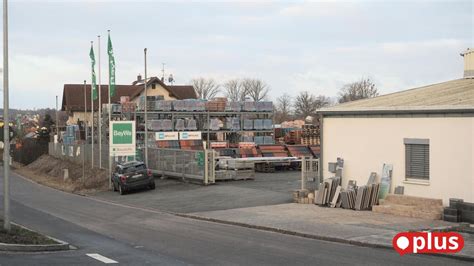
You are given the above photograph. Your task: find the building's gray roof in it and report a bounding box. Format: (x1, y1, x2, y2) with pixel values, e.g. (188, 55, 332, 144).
(319, 78, 474, 114)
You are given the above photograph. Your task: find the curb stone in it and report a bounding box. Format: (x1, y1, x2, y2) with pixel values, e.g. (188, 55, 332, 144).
(12, 171, 472, 260)
(0, 223, 71, 252)
(176, 213, 474, 262)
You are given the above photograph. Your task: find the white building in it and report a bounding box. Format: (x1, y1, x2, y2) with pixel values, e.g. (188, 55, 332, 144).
(318, 50, 474, 205)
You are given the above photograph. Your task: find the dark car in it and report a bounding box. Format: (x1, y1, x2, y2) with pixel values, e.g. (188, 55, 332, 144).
(112, 161, 155, 195)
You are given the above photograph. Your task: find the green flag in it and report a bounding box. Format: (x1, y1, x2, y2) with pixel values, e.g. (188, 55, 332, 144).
(89, 45, 98, 100)
(108, 33, 116, 97)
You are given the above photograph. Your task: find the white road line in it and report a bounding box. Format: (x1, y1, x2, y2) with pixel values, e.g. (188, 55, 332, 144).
(86, 253, 118, 264)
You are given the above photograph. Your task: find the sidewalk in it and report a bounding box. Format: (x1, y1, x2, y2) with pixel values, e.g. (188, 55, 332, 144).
(186, 203, 474, 261)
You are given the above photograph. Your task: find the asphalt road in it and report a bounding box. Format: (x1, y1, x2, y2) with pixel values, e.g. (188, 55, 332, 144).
(0, 170, 469, 265)
(91, 171, 300, 213)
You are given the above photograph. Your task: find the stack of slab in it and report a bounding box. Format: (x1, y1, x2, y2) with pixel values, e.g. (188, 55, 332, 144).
(339, 180, 380, 210)
(315, 177, 341, 206)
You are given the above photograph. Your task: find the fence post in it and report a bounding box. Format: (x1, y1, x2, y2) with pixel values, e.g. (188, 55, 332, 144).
(82, 143, 85, 186)
(204, 150, 209, 185)
(301, 157, 306, 191)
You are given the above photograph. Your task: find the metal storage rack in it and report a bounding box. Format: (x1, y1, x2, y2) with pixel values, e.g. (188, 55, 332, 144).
(134, 109, 274, 148)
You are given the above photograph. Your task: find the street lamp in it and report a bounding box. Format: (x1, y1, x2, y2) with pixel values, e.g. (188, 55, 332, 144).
(143, 48, 148, 166)
(3, 0, 11, 231)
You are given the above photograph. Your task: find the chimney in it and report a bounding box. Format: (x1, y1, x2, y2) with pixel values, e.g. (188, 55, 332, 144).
(461, 48, 474, 78)
(137, 74, 142, 81)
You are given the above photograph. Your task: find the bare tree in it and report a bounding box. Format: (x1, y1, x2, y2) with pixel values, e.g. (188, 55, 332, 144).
(223, 79, 247, 102)
(191, 77, 221, 100)
(338, 78, 379, 103)
(294, 91, 316, 119)
(274, 94, 292, 123)
(314, 95, 332, 109)
(241, 78, 269, 102)
(293, 91, 331, 119)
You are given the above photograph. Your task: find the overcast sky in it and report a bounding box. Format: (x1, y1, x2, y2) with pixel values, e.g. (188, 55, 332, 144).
(1, 0, 472, 109)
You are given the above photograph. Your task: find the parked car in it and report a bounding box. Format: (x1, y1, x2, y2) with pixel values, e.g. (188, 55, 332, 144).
(112, 161, 155, 195)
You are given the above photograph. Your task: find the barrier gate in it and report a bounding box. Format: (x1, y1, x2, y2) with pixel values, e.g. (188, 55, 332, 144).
(301, 157, 320, 191)
(146, 148, 216, 185)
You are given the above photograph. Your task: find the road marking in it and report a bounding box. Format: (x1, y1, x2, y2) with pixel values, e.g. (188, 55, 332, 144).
(86, 253, 118, 264)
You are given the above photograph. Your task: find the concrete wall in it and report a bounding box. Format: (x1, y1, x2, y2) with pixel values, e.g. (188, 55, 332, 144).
(322, 116, 474, 205)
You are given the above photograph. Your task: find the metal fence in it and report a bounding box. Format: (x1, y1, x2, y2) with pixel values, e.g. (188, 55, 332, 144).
(49, 143, 216, 185)
(48, 143, 112, 170)
(146, 147, 216, 185)
(301, 157, 320, 191)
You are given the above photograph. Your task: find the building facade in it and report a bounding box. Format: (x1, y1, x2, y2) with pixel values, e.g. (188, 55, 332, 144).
(318, 53, 474, 205)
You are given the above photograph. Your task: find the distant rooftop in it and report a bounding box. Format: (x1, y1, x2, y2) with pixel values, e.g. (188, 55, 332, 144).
(319, 78, 474, 114)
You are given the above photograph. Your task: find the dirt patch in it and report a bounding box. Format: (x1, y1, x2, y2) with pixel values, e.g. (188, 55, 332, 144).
(14, 154, 109, 194)
(0, 220, 57, 245)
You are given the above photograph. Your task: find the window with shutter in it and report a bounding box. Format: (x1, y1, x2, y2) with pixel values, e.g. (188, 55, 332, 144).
(404, 138, 430, 180)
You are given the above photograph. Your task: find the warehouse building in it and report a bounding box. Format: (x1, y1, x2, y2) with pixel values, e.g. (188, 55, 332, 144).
(318, 50, 474, 205)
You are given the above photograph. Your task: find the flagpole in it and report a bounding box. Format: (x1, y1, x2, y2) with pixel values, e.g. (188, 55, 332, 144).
(107, 30, 112, 190)
(91, 40, 94, 168)
(98, 35, 102, 169)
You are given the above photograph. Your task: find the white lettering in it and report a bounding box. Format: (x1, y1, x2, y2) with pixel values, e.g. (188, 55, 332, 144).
(413, 237, 425, 253)
(448, 236, 459, 250)
(434, 236, 447, 250)
(113, 130, 132, 137)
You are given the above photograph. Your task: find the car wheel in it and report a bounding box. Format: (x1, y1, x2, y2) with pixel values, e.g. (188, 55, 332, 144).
(149, 181, 156, 190)
(119, 184, 126, 195)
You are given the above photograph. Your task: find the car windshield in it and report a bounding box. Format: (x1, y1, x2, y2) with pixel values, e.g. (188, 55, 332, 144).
(123, 164, 146, 173)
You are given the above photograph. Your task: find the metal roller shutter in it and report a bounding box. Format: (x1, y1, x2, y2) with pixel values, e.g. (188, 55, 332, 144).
(405, 143, 429, 180)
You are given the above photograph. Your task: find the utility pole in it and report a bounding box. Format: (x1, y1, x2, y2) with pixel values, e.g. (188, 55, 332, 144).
(55, 95, 59, 141)
(83, 80, 86, 184)
(3, 0, 11, 231)
(144, 48, 148, 165)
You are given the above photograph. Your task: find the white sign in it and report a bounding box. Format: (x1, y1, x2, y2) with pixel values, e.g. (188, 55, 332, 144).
(109, 121, 136, 156)
(179, 131, 202, 140)
(156, 132, 179, 141)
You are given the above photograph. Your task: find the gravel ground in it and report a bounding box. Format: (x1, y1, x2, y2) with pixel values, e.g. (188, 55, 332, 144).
(13, 155, 109, 194)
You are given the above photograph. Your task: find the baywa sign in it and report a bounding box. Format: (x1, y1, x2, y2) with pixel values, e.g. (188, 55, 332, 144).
(109, 121, 136, 156)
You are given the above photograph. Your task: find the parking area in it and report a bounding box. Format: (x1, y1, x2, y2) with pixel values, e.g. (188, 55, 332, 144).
(90, 171, 302, 213)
